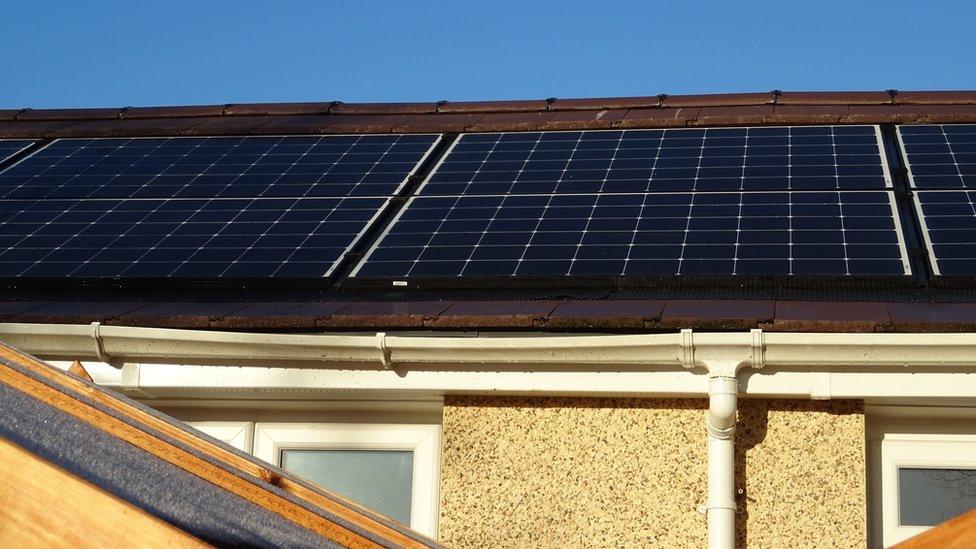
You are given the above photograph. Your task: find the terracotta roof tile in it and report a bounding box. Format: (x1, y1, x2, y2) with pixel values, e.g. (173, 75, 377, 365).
(323, 301, 452, 328)
(661, 92, 775, 108)
(549, 300, 665, 329)
(213, 302, 350, 330)
(432, 300, 561, 328)
(223, 102, 336, 116)
(894, 90, 976, 105)
(776, 91, 892, 105)
(467, 111, 557, 132)
(330, 102, 440, 115)
(550, 96, 662, 111)
(121, 104, 227, 119)
(438, 99, 550, 114)
(691, 105, 774, 126)
(12, 302, 147, 324)
(47, 117, 209, 138)
(544, 109, 628, 130)
(0, 110, 23, 122)
(617, 107, 695, 128)
(17, 108, 123, 121)
(395, 113, 484, 133)
(184, 115, 276, 135)
(659, 300, 774, 329)
(0, 301, 51, 320)
(0, 120, 77, 138)
(115, 302, 250, 328)
(767, 105, 850, 124)
(888, 303, 976, 332)
(771, 301, 890, 332)
(318, 114, 417, 134)
(257, 114, 336, 134)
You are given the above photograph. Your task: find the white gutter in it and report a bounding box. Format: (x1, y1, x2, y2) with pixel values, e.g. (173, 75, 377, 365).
(5, 322, 976, 549)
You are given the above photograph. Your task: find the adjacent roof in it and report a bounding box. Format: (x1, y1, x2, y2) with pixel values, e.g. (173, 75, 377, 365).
(4, 90, 976, 332)
(0, 341, 441, 548)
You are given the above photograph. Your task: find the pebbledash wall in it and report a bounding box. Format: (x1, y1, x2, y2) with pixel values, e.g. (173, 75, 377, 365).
(438, 396, 865, 547)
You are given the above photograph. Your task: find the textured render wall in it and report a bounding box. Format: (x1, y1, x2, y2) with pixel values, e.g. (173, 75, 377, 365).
(439, 396, 864, 548)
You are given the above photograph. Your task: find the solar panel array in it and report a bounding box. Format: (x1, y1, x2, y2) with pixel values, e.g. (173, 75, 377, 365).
(0, 135, 440, 278)
(354, 126, 912, 279)
(0, 140, 35, 164)
(900, 124, 976, 276)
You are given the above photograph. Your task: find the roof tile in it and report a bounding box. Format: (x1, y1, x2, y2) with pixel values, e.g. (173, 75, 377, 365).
(894, 90, 976, 105)
(691, 105, 774, 126)
(17, 108, 123, 121)
(550, 96, 662, 111)
(12, 301, 147, 323)
(115, 302, 250, 328)
(767, 105, 850, 124)
(213, 302, 350, 329)
(183, 115, 276, 135)
(0, 120, 79, 138)
(771, 301, 890, 332)
(888, 303, 976, 332)
(0, 301, 51, 320)
(47, 117, 209, 138)
(122, 104, 227, 119)
(658, 300, 773, 329)
(0, 110, 22, 122)
(223, 102, 336, 116)
(544, 109, 628, 130)
(319, 114, 417, 134)
(432, 300, 561, 328)
(776, 91, 892, 105)
(330, 102, 440, 115)
(322, 301, 452, 328)
(467, 112, 557, 132)
(395, 113, 485, 133)
(438, 99, 549, 114)
(549, 300, 665, 329)
(257, 114, 336, 134)
(617, 107, 695, 128)
(661, 92, 775, 108)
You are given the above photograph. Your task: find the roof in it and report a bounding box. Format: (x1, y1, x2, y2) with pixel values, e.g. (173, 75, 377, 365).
(4, 90, 976, 332)
(3, 90, 976, 139)
(0, 341, 441, 548)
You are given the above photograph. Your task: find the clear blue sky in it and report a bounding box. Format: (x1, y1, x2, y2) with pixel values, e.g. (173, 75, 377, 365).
(1, 1, 973, 109)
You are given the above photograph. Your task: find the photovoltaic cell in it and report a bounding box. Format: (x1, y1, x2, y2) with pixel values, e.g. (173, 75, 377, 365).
(0, 140, 35, 164)
(898, 124, 976, 189)
(0, 135, 440, 199)
(0, 197, 386, 278)
(420, 126, 889, 196)
(353, 191, 909, 278)
(913, 190, 976, 276)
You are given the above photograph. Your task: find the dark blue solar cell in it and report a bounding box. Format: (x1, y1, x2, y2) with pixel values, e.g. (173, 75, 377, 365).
(914, 190, 976, 276)
(0, 135, 440, 199)
(899, 124, 976, 189)
(420, 126, 889, 196)
(353, 191, 909, 279)
(0, 140, 35, 164)
(0, 197, 386, 278)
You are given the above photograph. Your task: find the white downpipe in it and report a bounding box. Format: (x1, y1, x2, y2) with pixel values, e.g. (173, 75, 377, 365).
(706, 376, 738, 549)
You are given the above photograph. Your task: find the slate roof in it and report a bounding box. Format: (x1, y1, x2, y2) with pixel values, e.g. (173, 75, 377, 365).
(4, 90, 976, 332)
(0, 341, 441, 547)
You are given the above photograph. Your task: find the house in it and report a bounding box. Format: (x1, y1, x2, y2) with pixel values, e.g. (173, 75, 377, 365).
(1, 90, 976, 547)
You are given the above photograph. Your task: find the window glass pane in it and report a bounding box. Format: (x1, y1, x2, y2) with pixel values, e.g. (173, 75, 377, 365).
(899, 467, 976, 526)
(281, 449, 413, 525)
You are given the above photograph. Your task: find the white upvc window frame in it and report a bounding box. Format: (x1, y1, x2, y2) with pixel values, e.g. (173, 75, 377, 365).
(878, 432, 976, 546)
(187, 421, 254, 452)
(253, 422, 441, 538)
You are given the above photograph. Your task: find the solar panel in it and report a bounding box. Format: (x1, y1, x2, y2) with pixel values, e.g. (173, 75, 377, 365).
(898, 124, 976, 189)
(912, 190, 976, 276)
(0, 135, 440, 199)
(420, 126, 890, 196)
(353, 191, 910, 278)
(0, 196, 386, 278)
(0, 140, 35, 164)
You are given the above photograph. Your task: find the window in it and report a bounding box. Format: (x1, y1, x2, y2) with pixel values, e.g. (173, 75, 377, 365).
(871, 419, 976, 547)
(253, 423, 441, 537)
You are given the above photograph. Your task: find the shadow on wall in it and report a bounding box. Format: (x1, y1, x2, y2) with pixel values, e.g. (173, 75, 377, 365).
(735, 401, 770, 549)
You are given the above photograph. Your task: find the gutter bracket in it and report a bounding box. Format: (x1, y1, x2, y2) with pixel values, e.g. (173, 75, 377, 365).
(680, 329, 695, 370)
(90, 322, 120, 368)
(750, 328, 765, 369)
(376, 332, 393, 370)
